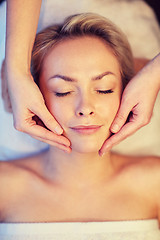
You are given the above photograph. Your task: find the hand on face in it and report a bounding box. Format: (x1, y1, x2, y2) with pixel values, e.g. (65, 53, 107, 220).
(2, 61, 71, 153)
(99, 57, 159, 155)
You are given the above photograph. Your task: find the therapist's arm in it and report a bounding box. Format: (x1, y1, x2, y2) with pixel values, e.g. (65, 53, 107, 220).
(5, 0, 71, 152)
(99, 53, 160, 155)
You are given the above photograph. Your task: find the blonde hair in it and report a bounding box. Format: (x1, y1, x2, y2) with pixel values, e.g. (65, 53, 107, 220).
(31, 13, 134, 88)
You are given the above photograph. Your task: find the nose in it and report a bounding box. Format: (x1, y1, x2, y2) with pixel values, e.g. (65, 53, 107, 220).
(75, 94, 95, 117)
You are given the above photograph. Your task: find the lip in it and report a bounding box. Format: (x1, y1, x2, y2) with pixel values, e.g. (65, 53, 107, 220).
(70, 125, 102, 135)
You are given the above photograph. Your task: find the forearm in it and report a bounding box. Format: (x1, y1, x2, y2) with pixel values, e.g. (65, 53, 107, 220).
(138, 53, 160, 91)
(150, 53, 160, 89)
(5, 0, 42, 75)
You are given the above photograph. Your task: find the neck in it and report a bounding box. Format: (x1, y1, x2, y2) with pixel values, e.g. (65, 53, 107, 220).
(43, 147, 115, 189)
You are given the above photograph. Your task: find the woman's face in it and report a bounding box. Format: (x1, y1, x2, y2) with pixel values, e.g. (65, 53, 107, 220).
(39, 36, 122, 153)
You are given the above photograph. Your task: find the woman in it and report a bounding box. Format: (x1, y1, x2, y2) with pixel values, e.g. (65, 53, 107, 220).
(5, 0, 160, 155)
(0, 13, 160, 239)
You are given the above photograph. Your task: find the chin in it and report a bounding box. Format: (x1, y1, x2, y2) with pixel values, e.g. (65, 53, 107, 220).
(70, 136, 109, 154)
(72, 143, 100, 154)
(63, 127, 111, 153)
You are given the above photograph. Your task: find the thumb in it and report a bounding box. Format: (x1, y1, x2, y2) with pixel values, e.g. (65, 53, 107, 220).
(34, 104, 63, 135)
(111, 97, 132, 133)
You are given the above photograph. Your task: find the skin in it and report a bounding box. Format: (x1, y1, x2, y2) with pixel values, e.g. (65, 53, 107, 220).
(0, 37, 160, 224)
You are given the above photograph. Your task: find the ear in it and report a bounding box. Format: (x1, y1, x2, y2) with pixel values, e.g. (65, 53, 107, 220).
(1, 60, 12, 113)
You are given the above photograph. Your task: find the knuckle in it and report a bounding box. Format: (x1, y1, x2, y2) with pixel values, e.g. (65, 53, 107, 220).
(116, 131, 126, 142)
(143, 117, 150, 126)
(139, 116, 150, 126)
(117, 114, 126, 122)
(45, 117, 53, 125)
(13, 121, 23, 132)
(112, 132, 124, 145)
(45, 117, 55, 128)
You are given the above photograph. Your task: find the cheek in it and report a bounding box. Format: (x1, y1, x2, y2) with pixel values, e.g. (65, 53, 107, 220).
(98, 95, 120, 125)
(46, 97, 72, 127)
(111, 98, 120, 117)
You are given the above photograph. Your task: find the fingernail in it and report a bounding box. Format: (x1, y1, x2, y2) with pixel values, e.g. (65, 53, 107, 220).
(99, 151, 105, 157)
(64, 148, 71, 154)
(102, 145, 111, 154)
(54, 125, 63, 135)
(111, 124, 119, 133)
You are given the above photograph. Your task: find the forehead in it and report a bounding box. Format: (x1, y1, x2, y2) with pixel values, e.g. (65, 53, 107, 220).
(42, 36, 121, 80)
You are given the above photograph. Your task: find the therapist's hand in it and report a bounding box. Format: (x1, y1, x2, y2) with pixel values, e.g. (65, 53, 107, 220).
(99, 57, 160, 156)
(2, 67, 71, 153)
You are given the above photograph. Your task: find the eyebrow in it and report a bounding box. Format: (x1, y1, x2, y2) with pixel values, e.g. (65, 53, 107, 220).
(92, 71, 115, 81)
(48, 71, 115, 82)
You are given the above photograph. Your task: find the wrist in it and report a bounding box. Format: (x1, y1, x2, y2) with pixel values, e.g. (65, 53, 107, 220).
(138, 54, 160, 91)
(5, 67, 34, 86)
(5, 56, 31, 76)
(5, 59, 31, 78)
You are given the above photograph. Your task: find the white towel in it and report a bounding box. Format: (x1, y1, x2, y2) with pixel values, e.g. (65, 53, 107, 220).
(0, 220, 160, 240)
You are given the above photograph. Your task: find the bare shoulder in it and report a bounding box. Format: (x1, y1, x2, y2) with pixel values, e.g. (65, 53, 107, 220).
(0, 159, 27, 219)
(139, 156, 160, 220)
(131, 155, 160, 176)
(0, 158, 33, 200)
(112, 152, 160, 170)
(0, 150, 48, 177)
(0, 151, 47, 214)
(112, 152, 160, 186)
(115, 153, 160, 173)
(0, 154, 40, 178)
(119, 154, 160, 220)
(121, 154, 160, 195)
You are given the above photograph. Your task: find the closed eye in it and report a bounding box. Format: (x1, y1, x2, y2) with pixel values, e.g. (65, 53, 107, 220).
(54, 89, 113, 97)
(54, 92, 71, 97)
(97, 89, 113, 94)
